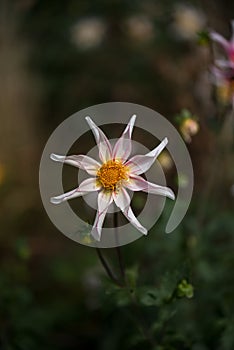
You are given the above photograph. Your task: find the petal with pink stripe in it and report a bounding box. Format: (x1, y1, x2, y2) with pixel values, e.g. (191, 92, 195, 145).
(91, 190, 113, 241)
(113, 188, 147, 235)
(50, 153, 101, 176)
(50, 178, 100, 204)
(112, 114, 136, 162)
(124, 174, 175, 200)
(86, 117, 112, 163)
(126, 137, 168, 175)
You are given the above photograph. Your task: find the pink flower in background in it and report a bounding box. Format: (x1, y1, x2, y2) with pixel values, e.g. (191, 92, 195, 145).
(210, 20, 234, 107)
(50, 116, 175, 241)
(210, 20, 234, 66)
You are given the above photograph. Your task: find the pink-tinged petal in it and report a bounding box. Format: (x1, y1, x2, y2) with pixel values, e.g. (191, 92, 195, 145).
(79, 178, 101, 191)
(50, 178, 100, 204)
(50, 153, 101, 176)
(211, 66, 226, 83)
(126, 137, 168, 175)
(91, 190, 113, 241)
(85, 116, 112, 163)
(215, 59, 234, 69)
(210, 31, 229, 51)
(124, 175, 175, 200)
(113, 188, 147, 235)
(50, 188, 86, 204)
(112, 114, 136, 162)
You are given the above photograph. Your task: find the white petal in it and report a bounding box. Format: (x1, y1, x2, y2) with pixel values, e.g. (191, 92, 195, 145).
(124, 175, 175, 200)
(85, 116, 112, 163)
(79, 178, 101, 191)
(215, 59, 232, 68)
(113, 188, 147, 235)
(126, 137, 168, 175)
(50, 178, 100, 204)
(210, 66, 226, 83)
(112, 114, 136, 162)
(50, 188, 86, 204)
(210, 32, 229, 51)
(91, 191, 113, 241)
(50, 153, 101, 176)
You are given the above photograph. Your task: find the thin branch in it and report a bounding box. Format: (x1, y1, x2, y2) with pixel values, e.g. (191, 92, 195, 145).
(96, 248, 122, 287)
(114, 211, 126, 282)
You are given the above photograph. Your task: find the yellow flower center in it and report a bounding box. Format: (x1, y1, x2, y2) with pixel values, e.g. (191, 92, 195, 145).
(97, 160, 129, 191)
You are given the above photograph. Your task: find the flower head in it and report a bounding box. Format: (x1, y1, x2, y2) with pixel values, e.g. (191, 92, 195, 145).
(210, 21, 234, 107)
(50, 116, 175, 241)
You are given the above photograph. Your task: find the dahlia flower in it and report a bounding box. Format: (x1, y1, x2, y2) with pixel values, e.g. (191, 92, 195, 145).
(50, 115, 175, 241)
(210, 21, 234, 107)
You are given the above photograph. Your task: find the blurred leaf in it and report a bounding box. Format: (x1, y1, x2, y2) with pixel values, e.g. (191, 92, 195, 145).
(125, 265, 138, 290)
(137, 286, 160, 306)
(15, 237, 31, 260)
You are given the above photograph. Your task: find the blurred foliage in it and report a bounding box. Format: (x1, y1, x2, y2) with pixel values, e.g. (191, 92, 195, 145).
(1, 0, 234, 349)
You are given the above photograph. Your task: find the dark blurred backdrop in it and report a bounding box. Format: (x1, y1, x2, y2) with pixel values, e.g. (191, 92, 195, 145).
(1, 1, 234, 349)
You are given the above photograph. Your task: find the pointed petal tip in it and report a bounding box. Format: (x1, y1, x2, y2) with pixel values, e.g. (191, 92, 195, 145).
(130, 114, 137, 122)
(141, 228, 148, 235)
(50, 153, 65, 162)
(91, 228, 101, 241)
(129, 114, 136, 130)
(50, 196, 62, 204)
(85, 116, 94, 128)
(168, 190, 176, 200)
(163, 137, 168, 145)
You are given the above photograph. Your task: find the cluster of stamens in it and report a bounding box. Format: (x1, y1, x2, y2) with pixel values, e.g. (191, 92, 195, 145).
(97, 160, 129, 191)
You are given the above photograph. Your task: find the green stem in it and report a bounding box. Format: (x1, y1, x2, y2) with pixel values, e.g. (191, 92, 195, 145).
(96, 248, 122, 287)
(114, 211, 126, 282)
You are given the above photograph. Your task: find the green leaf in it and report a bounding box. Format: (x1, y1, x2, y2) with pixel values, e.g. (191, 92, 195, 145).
(137, 287, 160, 306)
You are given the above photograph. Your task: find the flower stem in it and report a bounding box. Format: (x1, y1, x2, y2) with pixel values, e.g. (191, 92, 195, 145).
(96, 248, 122, 287)
(96, 214, 156, 347)
(114, 211, 126, 283)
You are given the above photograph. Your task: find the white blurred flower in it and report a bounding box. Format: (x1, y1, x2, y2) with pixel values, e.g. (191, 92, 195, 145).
(50, 116, 174, 241)
(125, 15, 154, 42)
(71, 17, 106, 49)
(172, 4, 205, 40)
